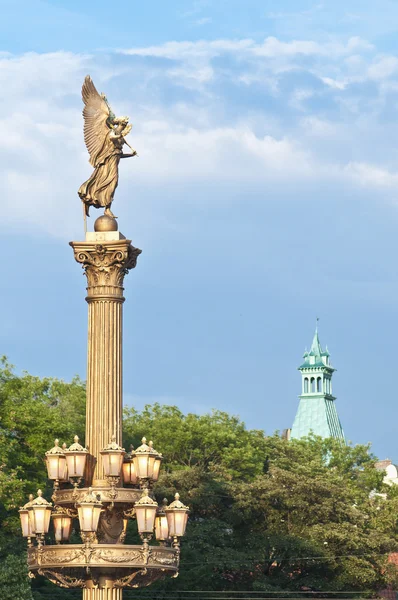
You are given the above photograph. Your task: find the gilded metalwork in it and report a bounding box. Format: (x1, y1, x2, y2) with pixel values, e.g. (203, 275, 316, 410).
(70, 242, 141, 293)
(97, 508, 125, 544)
(78, 75, 137, 219)
(54, 487, 142, 506)
(28, 544, 179, 589)
(114, 570, 146, 588)
(38, 569, 85, 588)
(21, 77, 189, 598)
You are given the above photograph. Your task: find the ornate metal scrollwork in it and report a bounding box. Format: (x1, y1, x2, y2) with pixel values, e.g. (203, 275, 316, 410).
(37, 569, 85, 588)
(94, 549, 143, 564)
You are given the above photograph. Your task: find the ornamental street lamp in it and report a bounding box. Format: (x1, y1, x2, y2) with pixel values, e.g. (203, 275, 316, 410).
(51, 506, 75, 543)
(46, 439, 67, 482)
(19, 494, 35, 547)
(65, 436, 88, 494)
(155, 499, 170, 545)
(28, 490, 52, 546)
(100, 435, 125, 499)
(21, 76, 190, 600)
(152, 451, 163, 483)
(77, 488, 103, 535)
(165, 493, 190, 539)
(134, 491, 158, 536)
(122, 446, 138, 486)
(131, 437, 159, 483)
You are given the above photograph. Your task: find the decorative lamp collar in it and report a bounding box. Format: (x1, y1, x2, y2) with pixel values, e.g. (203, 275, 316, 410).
(67, 435, 88, 452)
(101, 434, 125, 453)
(135, 491, 158, 507)
(52, 505, 70, 516)
(20, 494, 34, 510)
(134, 437, 159, 455)
(45, 439, 65, 456)
(30, 489, 52, 508)
(166, 493, 189, 511)
(78, 487, 101, 505)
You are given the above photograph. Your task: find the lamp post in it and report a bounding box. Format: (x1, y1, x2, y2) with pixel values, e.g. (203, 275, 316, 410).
(21, 76, 190, 600)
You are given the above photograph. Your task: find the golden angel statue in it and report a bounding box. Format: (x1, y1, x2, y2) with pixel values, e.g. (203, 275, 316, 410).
(78, 75, 137, 219)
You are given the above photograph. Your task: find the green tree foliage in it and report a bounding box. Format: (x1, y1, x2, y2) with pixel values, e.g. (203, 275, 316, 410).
(0, 364, 397, 598)
(0, 554, 33, 600)
(124, 405, 398, 596)
(0, 358, 85, 597)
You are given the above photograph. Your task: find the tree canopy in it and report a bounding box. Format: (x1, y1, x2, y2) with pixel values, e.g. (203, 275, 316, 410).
(0, 360, 397, 599)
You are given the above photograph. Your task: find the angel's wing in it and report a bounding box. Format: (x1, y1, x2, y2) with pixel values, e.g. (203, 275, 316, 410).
(81, 75, 111, 167)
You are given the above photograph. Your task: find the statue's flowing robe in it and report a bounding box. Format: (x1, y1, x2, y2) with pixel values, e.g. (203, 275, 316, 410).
(78, 131, 121, 215)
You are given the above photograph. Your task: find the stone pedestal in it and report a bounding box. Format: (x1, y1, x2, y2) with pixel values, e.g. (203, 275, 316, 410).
(70, 233, 141, 486)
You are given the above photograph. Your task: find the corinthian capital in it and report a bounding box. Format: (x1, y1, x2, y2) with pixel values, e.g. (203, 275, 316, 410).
(70, 240, 141, 296)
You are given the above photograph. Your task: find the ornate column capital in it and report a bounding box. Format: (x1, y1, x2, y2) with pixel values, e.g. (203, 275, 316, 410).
(70, 239, 142, 301)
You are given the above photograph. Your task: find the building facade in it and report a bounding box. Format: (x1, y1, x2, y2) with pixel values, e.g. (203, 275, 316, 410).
(290, 327, 345, 441)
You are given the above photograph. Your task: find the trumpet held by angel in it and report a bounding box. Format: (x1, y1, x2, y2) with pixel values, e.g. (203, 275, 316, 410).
(78, 75, 137, 218)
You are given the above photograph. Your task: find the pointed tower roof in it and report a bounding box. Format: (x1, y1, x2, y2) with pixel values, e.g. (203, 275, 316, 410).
(291, 323, 344, 442)
(299, 326, 332, 370)
(310, 327, 322, 356)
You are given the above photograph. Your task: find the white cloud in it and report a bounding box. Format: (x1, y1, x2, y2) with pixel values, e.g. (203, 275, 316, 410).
(345, 162, 398, 187)
(120, 39, 253, 60)
(321, 76, 346, 90)
(3, 38, 398, 240)
(120, 35, 372, 61)
(368, 55, 398, 80)
(129, 126, 314, 183)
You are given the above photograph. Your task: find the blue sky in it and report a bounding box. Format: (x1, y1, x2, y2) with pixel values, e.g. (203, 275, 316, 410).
(2, 0, 398, 460)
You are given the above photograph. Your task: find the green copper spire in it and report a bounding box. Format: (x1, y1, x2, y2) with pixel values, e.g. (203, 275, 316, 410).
(291, 325, 345, 442)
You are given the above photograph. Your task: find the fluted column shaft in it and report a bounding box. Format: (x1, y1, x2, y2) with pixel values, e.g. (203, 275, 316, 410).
(83, 584, 122, 600)
(70, 237, 141, 485)
(86, 293, 123, 484)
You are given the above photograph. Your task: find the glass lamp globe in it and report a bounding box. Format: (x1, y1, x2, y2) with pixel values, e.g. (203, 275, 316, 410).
(165, 493, 189, 538)
(19, 494, 35, 538)
(65, 435, 88, 479)
(45, 439, 67, 481)
(100, 435, 125, 477)
(122, 447, 138, 485)
(155, 498, 169, 542)
(52, 507, 74, 543)
(28, 490, 52, 535)
(134, 491, 158, 534)
(77, 488, 102, 533)
(152, 453, 163, 483)
(132, 437, 159, 481)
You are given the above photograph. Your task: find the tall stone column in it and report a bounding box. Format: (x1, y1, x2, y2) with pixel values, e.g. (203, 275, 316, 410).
(70, 232, 141, 486)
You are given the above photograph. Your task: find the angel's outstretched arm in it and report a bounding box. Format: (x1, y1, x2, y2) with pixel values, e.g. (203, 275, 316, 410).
(121, 151, 138, 158)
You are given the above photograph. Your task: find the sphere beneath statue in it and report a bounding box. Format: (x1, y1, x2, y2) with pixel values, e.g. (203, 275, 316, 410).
(94, 215, 118, 232)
